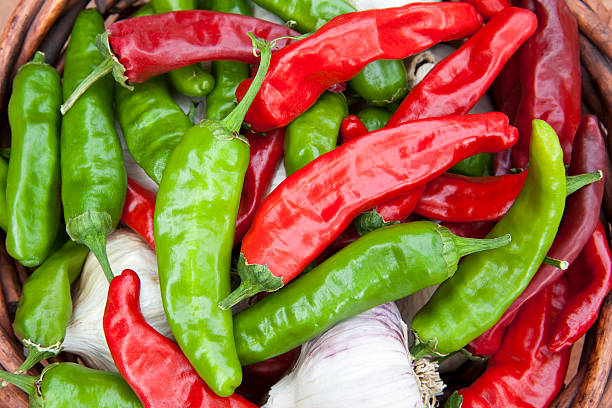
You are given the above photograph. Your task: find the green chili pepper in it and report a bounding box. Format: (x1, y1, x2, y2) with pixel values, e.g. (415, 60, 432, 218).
(356, 106, 392, 132)
(233, 221, 511, 365)
(154, 33, 272, 397)
(284, 91, 347, 175)
(0, 157, 8, 232)
(0, 363, 142, 407)
(250, 0, 408, 105)
(412, 120, 567, 355)
(205, 0, 253, 120)
(6, 51, 62, 267)
(448, 153, 494, 177)
(13, 241, 89, 373)
(61, 10, 126, 284)
(151, 0, 196, 12)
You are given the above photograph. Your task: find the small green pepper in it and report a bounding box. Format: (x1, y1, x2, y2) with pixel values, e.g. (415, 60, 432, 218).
(284, 91, 347, 175)
(154, 34, 272, 396)
(13, 241, 89, 373)
(448, 153, 494, 177)
(356, 106, 392, 132)
(0, 363, 142, 407)
(233, 221, 510, 365)
(412, 120, 567, 355)
(61, 10, 127, 283)
(6, 51, 62, 267)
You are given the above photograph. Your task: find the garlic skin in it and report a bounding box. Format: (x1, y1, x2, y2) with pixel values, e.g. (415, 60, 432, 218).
(63, 229, 172, 371)
(263, 303, 427, 408)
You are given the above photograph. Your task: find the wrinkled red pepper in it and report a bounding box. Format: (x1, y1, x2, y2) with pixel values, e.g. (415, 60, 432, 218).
(222, 113, 518, 308)
(122, 177, 156, 250)
(469, 115, 605, 356)
(107, 11, 299, 83)
(549, 221, 612, 352)
(512, 0, 580, 167)
(236, 2, 483, 132)
(103, 269, 258, 408)
(458, 279, 570, 408)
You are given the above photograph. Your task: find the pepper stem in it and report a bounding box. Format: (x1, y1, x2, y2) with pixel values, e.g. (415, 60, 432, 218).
(221, 33, 272, 133)
(66, 210, 114, 283)
(453, 233, 511, 259)
(17, 349, 51, 374)
(543, 256, 569, 270)
(0, 371, 35, 394)
(60, 58, 113, 114)
(354, 209, 398, 236)
(566, 170, 603, 196)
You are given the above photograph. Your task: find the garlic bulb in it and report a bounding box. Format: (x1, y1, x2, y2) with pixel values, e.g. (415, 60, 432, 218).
(63, 229, 172, 371)
(263, 303, 443, 408)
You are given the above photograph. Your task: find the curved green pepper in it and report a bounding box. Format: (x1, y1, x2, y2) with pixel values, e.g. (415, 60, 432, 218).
(250, 0, 408, 105)
(0, 157, 8, 232)
(61, 10, 127, 283)
(448, 152, 494, 177)
(412, 120, 567, 355)
(356, 106, 392, 132)
(284, 91, 347, 175)
(151, 0, 215, 98)
(0, 363, 142, 408)
(154, 34, 272, 396)
(205, 0, 253, 120)
(6, 51, 62, 267)
(13, 240, 89, 373)
(233, 221, 511, 365)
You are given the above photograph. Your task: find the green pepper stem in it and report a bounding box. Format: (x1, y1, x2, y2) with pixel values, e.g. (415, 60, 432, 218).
(221, 33, 272, 133)
(543, 256, 569, 270)
(566, 170, 602, 196)
(60, 57, 113, 115)
(453, 233, 511, 259)
(444, 391, 463, 408)
(17, 349, 49, 374)
(0, 371, 35, 394)
(31, 51, 46, 64)
(354, 209, 398, 236)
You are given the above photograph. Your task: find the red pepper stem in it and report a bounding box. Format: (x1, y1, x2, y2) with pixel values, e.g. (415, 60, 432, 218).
(221, 33, 272, 134)
(566, 170, 602, 196)
(452, 233, 511, 259)
(543, 256, 569, 270)
(66, 209, 115, 283)
(0, 371, 35, 394)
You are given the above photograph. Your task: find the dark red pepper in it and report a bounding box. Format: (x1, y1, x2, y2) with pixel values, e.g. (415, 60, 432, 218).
(512, 0, 580, 167)
(549, 221, 612, 352)
(121, 178, 156, 250)
(469, 114, 605, 356)
(103, 269, 258, 408)
(340, 115, 368, 144)
(236, 3, 483, 132)
(237, 349, 298, 403)
(458, 278, 570, 408)
(221, 112, 518, 308)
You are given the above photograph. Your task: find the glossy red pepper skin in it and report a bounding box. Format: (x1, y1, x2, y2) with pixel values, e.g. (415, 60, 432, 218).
(107, 11, 298, 83)
(458, 279, 570, 408)
(414, 172, 527, 222)
(226, 113, 518, 306)
(121, 178, 156, 250)
(339, 115, 368, 144)
(103, 269, 258, 408)
(235, 129, 284, 244)
(469, 115, 605, 356)
(236, 3, 483, 132)
(512, 0, 580, 167)
(465, 0, 510, 19)
(387, 7, 536, 128)
(549, 222, 612, 351)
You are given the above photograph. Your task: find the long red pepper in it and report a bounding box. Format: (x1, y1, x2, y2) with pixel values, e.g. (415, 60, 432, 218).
(457, 279, 570, 408)
(122, 177, 156, 250)
(549, 221, 612, 351)
(236, 2, 483, 132)
(512, 0, 580, 167)
(469, 114, 605, 356)
(354, 8, 536, 224)
(220, 112, 518, 308)
(103, 269, 258, 408)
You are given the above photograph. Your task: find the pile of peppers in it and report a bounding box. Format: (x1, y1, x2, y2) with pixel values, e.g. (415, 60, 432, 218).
(0, 0, 609, 407)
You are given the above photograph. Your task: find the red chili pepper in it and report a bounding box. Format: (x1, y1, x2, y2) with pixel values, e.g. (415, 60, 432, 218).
(236, 3, 483, 132)
(107, 11, 299, 83)
(340, 115, 368, 144)
(221, 112, 518, 308)
(458, 278, 570, 408)
(121, 178, 156, 250)
(549, 221, 612, 352)
(414, 172, 527, 222)
(235, 129, 284, 244)
(103, 269, 258, 408)
(464, 0, 510, 19)
(469, 114, 605, 356)
(512, 0, 580, 167)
